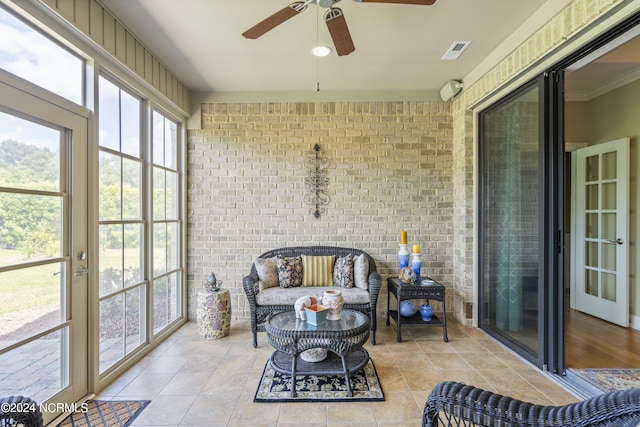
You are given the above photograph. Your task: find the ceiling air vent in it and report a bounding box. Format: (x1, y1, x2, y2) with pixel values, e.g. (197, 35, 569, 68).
(441, 41, 471, 60)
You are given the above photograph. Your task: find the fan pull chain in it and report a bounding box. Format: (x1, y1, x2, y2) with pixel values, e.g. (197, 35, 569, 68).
(316, 3, 320, 92)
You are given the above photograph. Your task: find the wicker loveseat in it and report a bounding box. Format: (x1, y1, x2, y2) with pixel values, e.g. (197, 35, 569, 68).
(423, 381, 640, 427)
(242, 246, 382, 348)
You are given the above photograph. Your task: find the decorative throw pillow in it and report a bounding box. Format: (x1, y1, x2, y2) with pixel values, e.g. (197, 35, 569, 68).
(353, 253, 370, 290)
(333, 254, 354, 288)
(255, 257, 278, 291)
(276, 255, 303, 288)
(302, 255, 335, 286)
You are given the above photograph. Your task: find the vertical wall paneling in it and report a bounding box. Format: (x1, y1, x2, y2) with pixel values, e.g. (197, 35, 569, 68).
(102, 9, 115, 56)
(88, 0, 102, 45)
(135, 41, 144, 75)
(159, 67, 166, 94)
(152, 57, 160, 91)
(57, 0, 74, 21)
(75, 1, 90, 33)
(144, 50, 153, 83)
(114, 21, 126, 63)
(125, 31, 135, 70)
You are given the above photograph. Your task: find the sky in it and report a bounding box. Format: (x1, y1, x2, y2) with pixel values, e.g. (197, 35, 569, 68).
(0, 7, 82, 104)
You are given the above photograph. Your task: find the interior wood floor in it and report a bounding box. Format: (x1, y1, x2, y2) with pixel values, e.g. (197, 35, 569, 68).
(566, 308, 640, 369)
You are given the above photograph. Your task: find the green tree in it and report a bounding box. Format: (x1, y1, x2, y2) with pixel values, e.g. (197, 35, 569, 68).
(0, 139, 59, 256)
(0, 139, 58, 185)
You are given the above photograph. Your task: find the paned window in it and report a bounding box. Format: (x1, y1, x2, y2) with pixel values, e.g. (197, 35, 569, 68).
(98, 75, 145, 373)
(151, 110, 181, 334)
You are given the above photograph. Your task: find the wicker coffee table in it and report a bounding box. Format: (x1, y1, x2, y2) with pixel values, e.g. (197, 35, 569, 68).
(265, 309, 370, 397)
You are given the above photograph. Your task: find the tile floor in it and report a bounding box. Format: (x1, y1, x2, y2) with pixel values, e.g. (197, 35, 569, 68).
(96, 318, 579, 427)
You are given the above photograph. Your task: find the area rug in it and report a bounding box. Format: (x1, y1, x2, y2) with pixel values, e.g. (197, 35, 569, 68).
(254, 359, 384, 402)
(56, 400, 150, 427)
(571, 368, 640, 393)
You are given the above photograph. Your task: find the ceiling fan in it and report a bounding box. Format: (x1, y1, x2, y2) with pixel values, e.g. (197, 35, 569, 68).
(242, 0, 437, 56)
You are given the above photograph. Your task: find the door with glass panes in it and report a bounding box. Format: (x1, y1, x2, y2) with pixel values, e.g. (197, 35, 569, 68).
(572, 138, 629, 327)
(0, 81, 88, 425)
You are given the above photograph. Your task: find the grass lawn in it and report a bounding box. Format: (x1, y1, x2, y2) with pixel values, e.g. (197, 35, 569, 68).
(0, 248, 144, 316)
(0, 249, 61, 315)
(0, 246, 168, 316)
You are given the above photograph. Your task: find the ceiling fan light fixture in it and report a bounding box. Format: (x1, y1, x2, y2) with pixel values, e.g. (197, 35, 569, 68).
(312, 45, 332, 56)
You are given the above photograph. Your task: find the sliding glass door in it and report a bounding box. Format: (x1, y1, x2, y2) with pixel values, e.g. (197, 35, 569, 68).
(479, 80, 545, 362)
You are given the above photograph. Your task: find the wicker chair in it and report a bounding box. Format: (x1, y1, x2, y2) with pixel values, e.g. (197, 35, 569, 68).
(0, 396, 43, 427)
(423, 381, 640, 427)
(242, 246, 382, 348)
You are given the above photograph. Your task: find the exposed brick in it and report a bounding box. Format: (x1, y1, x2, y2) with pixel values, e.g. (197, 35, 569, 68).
(188, 101, 454, 320)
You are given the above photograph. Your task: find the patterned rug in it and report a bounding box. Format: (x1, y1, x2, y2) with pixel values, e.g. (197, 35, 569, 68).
(254, 359, 384, 402)
(57, 400, 150, 427)
(572, 369, 640, 393)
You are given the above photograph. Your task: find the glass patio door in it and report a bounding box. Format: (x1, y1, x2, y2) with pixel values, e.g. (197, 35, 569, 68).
(479, 81, 544, 361)
(0, 81, 88, 424)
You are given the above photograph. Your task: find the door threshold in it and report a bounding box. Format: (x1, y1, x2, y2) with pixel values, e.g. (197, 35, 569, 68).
(548, 369, 605, 400)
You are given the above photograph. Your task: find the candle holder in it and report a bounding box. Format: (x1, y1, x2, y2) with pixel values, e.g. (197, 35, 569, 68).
(398, 244, 410, 269)
(411, 252, 422, 281)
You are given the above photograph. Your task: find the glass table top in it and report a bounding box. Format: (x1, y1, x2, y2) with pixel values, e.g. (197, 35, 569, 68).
(268, 309, 368, 332)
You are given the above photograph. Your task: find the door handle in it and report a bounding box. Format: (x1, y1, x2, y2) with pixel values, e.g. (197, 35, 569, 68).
(74, 266, 89, 276)
(603, 238, 624, 245)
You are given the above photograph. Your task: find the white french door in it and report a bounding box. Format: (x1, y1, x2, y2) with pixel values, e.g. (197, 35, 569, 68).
(572, 138, 629, 327)
(0, 79, 88, 424)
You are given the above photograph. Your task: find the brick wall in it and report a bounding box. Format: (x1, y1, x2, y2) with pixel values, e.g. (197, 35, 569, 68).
(451, 105, 474, 323)
(187, 101, 453, 320)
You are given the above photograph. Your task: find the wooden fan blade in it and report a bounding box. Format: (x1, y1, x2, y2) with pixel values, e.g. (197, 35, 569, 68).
(242, 2, 307, 39)
(356, 0, 436, 5)
(325, 8, 355, 56)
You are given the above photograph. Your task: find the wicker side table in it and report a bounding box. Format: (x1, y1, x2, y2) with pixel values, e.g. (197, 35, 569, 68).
(197, 288, 231, 339)
(387, 277, 448, 342)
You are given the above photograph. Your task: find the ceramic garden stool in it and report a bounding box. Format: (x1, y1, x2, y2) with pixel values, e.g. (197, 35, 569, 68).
(197, 288, 231, 339)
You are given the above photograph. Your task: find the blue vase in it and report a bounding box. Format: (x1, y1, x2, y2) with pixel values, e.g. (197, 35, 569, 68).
(420, 303, 433, 321)
(399, 300, 417, 317)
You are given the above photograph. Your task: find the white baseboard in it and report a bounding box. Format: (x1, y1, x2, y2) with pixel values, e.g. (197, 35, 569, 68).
(631, 314, 640, 330)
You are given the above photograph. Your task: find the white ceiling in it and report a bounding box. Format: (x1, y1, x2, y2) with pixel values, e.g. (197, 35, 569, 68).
(104, 0, 557, 96)
(565, 28, 640, 101)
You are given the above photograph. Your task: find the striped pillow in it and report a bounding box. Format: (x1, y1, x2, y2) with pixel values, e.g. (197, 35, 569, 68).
(302, 255, 336, 286)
